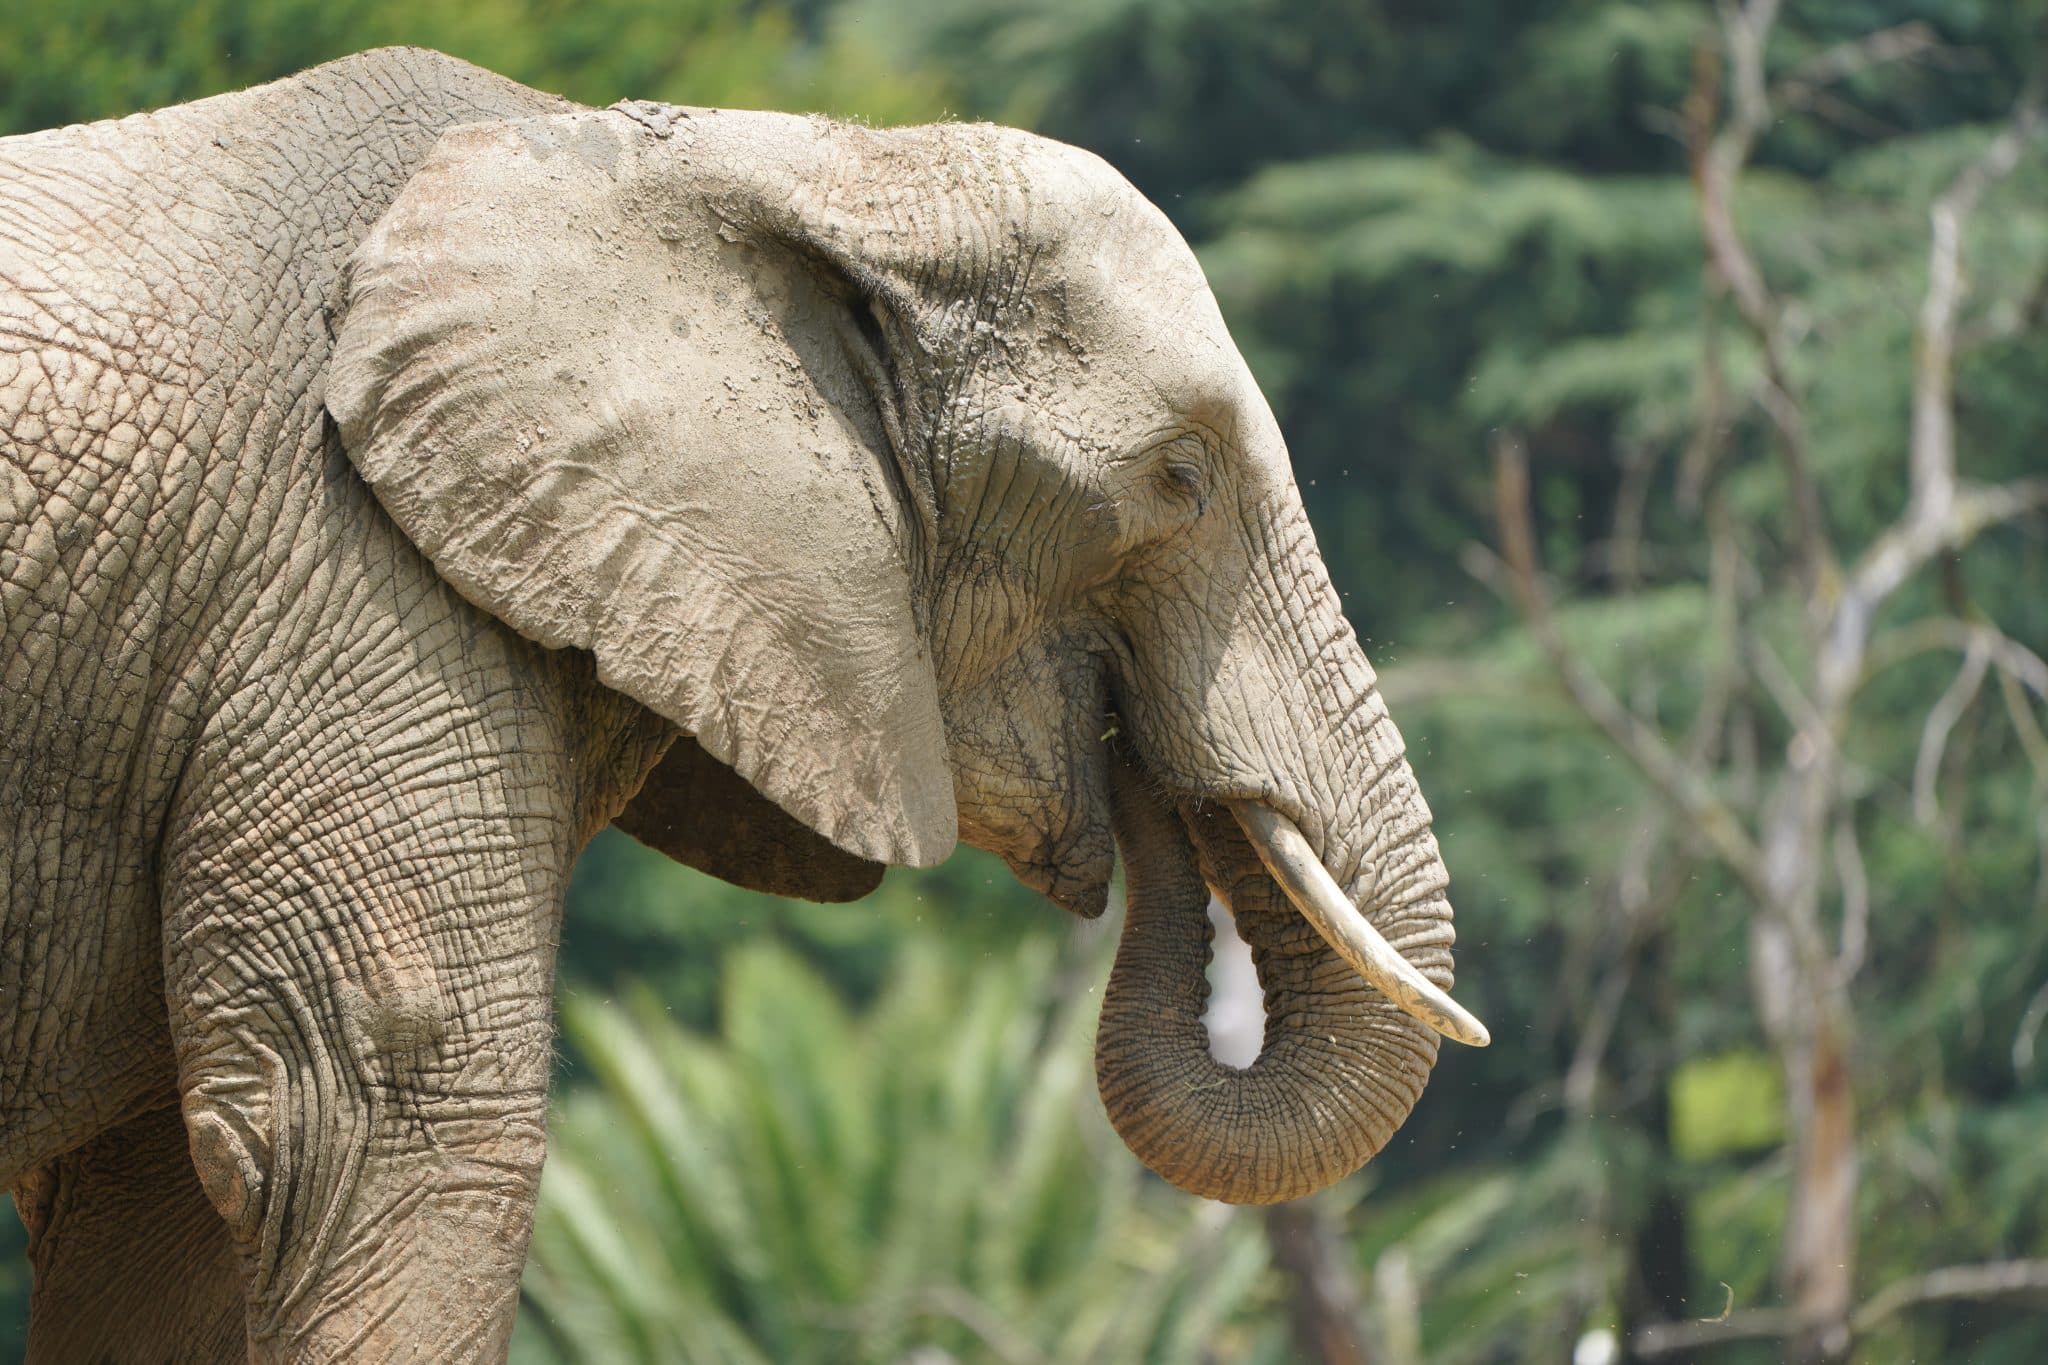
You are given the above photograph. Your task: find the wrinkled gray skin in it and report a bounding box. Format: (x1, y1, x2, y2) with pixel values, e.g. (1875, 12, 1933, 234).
(0, 50, 1461, 1361)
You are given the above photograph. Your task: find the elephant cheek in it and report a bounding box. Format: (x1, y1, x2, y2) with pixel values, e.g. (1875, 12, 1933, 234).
(992, 821, 1116, 917)
(944, 641, 1116, 915)
(951, 743, 1116, 917)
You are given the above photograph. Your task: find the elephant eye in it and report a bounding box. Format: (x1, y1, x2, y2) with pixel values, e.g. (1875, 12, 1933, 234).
(1161, 454, 1206, 504)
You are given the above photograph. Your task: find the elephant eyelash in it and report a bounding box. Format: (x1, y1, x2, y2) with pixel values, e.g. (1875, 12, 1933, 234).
(1142, 428, 1214, 506)
(1153, 449, 1210, 518)
(1163, 459, 1204, 496)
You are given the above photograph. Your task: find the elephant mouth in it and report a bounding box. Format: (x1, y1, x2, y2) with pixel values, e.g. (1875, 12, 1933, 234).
(1218, 800, 1488, 1047)
(1103, 744, 1488, 1050)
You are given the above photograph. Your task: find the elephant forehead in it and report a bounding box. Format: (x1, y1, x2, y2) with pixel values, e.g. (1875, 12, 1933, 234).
(1020, 206, 1262, 429)
(1050, 281, 1275, 459)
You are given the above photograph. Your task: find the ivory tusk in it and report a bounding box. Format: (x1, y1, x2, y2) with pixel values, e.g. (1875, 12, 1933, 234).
(1227, 801, 1491, 1048)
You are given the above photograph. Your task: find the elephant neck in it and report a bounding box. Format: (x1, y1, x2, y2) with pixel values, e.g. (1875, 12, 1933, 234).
(0, 52, 577, 861)
(196, 51, 569, 269)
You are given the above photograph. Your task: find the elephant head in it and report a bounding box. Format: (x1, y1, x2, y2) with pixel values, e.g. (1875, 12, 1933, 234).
(326, 102, 1486, 1205)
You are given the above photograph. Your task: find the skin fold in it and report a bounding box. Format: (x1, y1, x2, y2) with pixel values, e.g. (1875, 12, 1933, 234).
(0, 48, 1466, 1361)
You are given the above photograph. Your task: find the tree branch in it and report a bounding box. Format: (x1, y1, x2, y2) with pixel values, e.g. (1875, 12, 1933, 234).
(1489, 434, 1770, 901)
(1851, 1260, 2048, 1333)
(1266, 1202, 1381, 1365)
(1864, 616, 2048, 702)
(1631, 1259, 2048, 1357)
(1690, 7, 1835, 589)
(1906, 95, 2045, 539)
(1830, 817, 1868, 986)
(1822, 95, 2046, 712)
(1632, 1306, 1799, 1358)
(1842, 96, 2047, 620)
(1770, 22, 1940, 113)
(1911, 633, 1991, 826)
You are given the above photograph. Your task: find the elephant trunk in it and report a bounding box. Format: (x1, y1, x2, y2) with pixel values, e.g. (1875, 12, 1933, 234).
(1094, 748, 1447, 1204)
(1095, 498, 1475, 1203)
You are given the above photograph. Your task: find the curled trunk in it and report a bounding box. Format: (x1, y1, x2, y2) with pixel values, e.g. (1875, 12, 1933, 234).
(1094, 754, 1444, 1204)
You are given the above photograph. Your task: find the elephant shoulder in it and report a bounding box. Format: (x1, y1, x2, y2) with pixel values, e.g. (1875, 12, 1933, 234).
(250, 49, 573, 133)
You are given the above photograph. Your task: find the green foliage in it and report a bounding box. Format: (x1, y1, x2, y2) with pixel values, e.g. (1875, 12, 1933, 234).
(1670, 1051, 1788, 1163)
(512, 937, 1278, 1364)
(558, 830, 1059, 1036)
(0, 0, 950, 138)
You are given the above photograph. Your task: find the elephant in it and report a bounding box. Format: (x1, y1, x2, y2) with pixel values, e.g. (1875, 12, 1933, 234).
(0, 47, 1486, 1361)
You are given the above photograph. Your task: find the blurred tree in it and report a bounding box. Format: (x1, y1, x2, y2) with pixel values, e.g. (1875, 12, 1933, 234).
(0, 0, 950, 137)
(1365, 6, 2048, 1360)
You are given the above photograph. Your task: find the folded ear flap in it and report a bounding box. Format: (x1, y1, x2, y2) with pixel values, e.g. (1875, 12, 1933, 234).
(326, 109, 956, 867)
(616, 736, 884, 902)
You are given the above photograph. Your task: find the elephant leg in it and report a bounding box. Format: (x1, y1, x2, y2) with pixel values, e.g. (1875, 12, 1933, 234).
(153, 620, 597, 1361)
(159, 779, 572, 1361)
(18, 1102, 246, 1363)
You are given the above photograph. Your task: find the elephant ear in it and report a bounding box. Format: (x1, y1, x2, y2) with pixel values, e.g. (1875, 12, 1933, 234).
(326, 109, 956, 867)
(617, 736, 884, 902)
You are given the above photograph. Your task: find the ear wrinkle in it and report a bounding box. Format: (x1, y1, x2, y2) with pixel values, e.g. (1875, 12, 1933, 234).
(766, 226, 938, 536)
(827, 280, 940, 595)
(748, 227, 936, 591)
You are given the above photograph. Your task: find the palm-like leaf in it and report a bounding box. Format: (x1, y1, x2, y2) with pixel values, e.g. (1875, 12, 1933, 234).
(514, 937, 1274, 1364)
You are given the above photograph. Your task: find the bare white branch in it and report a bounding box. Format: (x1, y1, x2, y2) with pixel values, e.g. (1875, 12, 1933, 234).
(1994, 667, 2048, 913)
(2012, 978, 2048, 1076)
(1840, 103, 2048, 654)
(1912, 633, 1991, 826)
(1634, 1259, 2048, 1357)
(1633, 1306, 1798, 1358)
(1852, 1260, 2048, 1331)
(1831, 817, 1868, 987)
(1692, 2, 1834, 587)
(1488, 435, 1770, 901)
(1866, 616, 2048, 702)
(1772, 23, 1941, 113)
